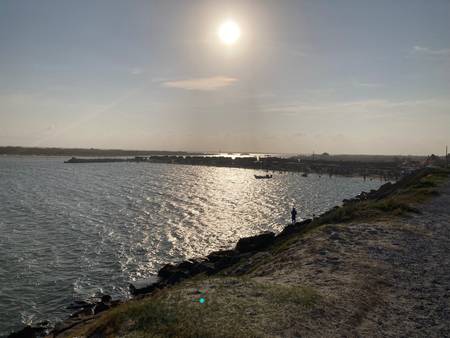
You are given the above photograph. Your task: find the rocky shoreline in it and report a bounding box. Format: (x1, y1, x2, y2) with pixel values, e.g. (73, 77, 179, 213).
(8, 222, 312, 338)
(8, 169, 433, 338)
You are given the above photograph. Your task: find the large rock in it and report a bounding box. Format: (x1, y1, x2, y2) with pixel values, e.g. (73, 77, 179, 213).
(158, 263, 178, 279)
(191, 261, 216, 275)
(7, 324, 48, 338)
(157, 260, 210, 286)
(277, 219, 312, 238)
(165, 270, 189, 285)
(66, 300, 93, 310)
(162, 258, 220, 278)
(129, 276, 160, 296)
(8, 326, 36, 338)
(205, 249, 241, 272)
(101, 295, 112, 303)
(158, 262, 186, 278)
(212, 254, 241, 271)
(235, 231, 275, 253)
(176, 259, 214, 275)
(206, 249, 237, 263)
(93, 302, 110, 315)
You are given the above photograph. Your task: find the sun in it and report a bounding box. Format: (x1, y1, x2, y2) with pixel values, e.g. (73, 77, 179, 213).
(218, 20, 241, 45)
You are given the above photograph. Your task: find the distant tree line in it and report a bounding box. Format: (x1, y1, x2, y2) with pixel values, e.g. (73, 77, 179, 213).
(0, 146, 194, 157)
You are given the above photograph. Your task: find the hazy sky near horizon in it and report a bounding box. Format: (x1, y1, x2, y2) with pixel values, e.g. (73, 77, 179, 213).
(1, 0, 449, 155)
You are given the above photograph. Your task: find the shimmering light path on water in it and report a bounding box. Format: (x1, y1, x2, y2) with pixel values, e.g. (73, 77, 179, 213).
(0, 156, 384, 335)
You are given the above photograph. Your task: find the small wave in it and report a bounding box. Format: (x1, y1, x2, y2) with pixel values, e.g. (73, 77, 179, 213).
(0, 158, 383, 334)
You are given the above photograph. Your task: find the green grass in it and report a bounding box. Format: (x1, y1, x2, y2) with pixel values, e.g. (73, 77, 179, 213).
(72, 278, 320, 338)
(316, 168, 449, 223)
(260, 283, 319, 307)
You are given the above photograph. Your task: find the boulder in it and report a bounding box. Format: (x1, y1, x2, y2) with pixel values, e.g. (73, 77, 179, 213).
(101, 295, 112, 303)
(156, 259, 218, 285)
(206, 249, 237, 263)
(277, 219, 312, 238)
(212, 255, 241, 271)
(235, 231, 275, 253)
(166, 270, 189, 285)
(157, 262, 190, 284)
(177, 260, 195, 269)
(129, 276, 160, 296)
(7, 323, 49, 338)
(190, 260, 216, 275)
(158, 263, 178, 279)
(66, 300, 93, 310)
(93, 302, 110, 315)
(205, 249, 241, 272)
(8, 326, 37, 338)
(35, 321, 50, 329)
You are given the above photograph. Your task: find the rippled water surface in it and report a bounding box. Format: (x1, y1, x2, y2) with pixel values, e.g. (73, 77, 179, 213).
(0, 156, 384, 335)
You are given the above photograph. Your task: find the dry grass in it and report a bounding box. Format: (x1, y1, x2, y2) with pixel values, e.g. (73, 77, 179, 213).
(70, 277, 320, 338)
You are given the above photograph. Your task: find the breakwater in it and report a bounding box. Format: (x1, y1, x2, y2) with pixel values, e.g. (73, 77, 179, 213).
(65, 155, 404, 180)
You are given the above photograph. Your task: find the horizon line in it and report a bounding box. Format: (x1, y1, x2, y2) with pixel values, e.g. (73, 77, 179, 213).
(0, 145, 443, 157)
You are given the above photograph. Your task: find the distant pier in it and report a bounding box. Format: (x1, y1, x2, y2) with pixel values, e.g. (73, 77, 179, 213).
(64, 155, 414, 180)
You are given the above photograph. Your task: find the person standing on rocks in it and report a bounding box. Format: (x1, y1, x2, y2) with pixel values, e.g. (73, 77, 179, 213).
(291, 206, 297, 224)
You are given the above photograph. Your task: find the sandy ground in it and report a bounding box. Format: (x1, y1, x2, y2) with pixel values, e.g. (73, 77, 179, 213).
(243, 179, 450, 337)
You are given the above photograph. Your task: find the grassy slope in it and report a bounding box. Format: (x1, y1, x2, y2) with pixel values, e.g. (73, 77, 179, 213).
(65, 168, 449, 338)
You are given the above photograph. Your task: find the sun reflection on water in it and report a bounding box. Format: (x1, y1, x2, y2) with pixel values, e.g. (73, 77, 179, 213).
(0, 157, 384, 334)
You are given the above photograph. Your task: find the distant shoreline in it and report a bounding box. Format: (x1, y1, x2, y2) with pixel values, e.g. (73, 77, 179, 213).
(1, 146, 432, 180)
(64, 155, 407, 180)
(0, 146, 432, 159)
(0, 146, 199, 157)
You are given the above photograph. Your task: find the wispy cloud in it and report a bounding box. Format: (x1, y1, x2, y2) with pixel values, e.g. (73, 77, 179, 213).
(265, 98, 450, 117)
(412, 46, 450, 57)
(130, 67, 144, 75)
(162, 76, 238, 91)
(352, 80, 384, 88)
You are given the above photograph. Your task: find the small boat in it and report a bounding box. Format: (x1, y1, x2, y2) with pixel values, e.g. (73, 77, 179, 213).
(255, 174, 273, 179)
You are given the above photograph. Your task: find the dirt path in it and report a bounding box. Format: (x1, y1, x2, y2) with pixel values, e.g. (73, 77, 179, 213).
(246, 180, 450, 337)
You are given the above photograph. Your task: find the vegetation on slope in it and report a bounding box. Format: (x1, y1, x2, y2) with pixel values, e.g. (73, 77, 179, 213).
(68, 277, 319, 338)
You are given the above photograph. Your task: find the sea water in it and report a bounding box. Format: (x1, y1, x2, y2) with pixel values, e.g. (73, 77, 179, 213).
(0, 156, 384, 335)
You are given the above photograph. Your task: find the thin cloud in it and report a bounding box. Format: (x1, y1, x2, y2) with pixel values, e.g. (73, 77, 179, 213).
(265, 98, 450, 117)
(162, 76, 238, 91)
(130, 67, 144, 75)
(151, 77, 168, 83)
(352, 80, 384, 88)
(412, 46, 450, 57)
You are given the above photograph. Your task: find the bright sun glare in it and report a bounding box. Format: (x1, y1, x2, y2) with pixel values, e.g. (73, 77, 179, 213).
(218, 20, 241, 45)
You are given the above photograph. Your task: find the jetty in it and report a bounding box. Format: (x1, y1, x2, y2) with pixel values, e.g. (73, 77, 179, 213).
(62, 154, 428, 180)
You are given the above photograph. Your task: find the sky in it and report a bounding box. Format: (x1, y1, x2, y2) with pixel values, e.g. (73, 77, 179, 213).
(0, 0, 449, 155)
